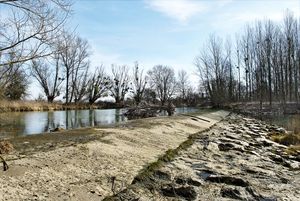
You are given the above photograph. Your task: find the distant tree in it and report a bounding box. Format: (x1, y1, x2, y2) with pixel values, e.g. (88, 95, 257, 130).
(195, 34, 231, 107)
(86, 65, 109, 104)
(177, 69, 190, 103)
(108, 65, 130, 106)
(4, 68, 28, 100)
(0, 51, 28, 99)
(58, 33, 90, 103)
(31, 54, 64, 102)
(147, 65, 177, 106)
(143, 88, 157, 104)
(131, 62, 147, 105)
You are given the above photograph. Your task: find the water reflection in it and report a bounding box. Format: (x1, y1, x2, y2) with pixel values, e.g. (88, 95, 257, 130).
(0, 107, 198, 137)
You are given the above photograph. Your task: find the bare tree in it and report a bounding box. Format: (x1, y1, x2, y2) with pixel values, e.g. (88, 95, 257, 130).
(131, 62, 147, 105)
(108, 65, 130, 106)
(58, 33, 90, 103)
(0, 0, 71, 67)
(0, 51, 28, 99)
(195, 35, 231, 106)
(31, 54, 64, 102)
(147, 65, 177, 106)
(177, 69, 190, 103)
(86, 65, 109, 104)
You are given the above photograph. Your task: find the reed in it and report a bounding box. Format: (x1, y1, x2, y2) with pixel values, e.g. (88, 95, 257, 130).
(0, 100, 101, 112)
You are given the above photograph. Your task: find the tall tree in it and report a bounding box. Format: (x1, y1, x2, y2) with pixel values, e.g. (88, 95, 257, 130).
(177, 69, 190, 103)
(86, 65, 108, 104)
(147, 65, 177, 106)
(131, 62, 147, 105)
(31, 54, 64, 102)
(108, 65, 130, 106)
(58, 33, 90, 103)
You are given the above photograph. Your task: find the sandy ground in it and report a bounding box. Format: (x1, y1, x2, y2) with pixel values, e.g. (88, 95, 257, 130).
(0, 110, 228, 200)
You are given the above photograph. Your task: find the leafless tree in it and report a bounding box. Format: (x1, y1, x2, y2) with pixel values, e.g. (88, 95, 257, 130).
(0, 0, 72, 67)
(31, 55, 64, 102)
(195, 35, 232, 106)
(58, 33, 90, 103)
(108, 65, 130, 106)
(147, 65, 177, 106)
(86, 65, 109, 104)
(177, 69, 190, 103)
(196, 10, 300, 108)
(0, 50, 28, 99)
(131, 62, 147, 105)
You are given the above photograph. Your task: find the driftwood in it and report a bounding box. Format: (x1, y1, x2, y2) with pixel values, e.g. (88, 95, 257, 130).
(124, 103, 175, 120)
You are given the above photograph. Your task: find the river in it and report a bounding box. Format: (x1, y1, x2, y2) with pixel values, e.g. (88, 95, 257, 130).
(0, 107, 199, 138)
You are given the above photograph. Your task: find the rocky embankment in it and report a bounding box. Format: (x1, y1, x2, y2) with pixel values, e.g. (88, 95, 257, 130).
(107, 114, 300, 201)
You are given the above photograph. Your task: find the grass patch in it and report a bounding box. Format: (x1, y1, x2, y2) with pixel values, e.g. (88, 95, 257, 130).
(269, 132, 300, 146)
(285, 145, 300, 155)
(269, 131, 300, 156)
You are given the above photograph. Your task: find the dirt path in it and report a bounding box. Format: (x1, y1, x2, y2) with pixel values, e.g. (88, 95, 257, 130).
(0, 110, 228, 200)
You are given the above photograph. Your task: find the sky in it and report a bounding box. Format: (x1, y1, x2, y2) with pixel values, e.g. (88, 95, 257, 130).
(30, 0, 300, 99)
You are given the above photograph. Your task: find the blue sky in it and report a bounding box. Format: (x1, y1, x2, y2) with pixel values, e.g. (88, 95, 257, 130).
(30, 0, 300, 98)
(70, 0, 299, 76)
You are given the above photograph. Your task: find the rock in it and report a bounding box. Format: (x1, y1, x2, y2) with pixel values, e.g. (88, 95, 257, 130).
(175, 177, 202, 186)
(174, 186, 197, 200)
(153, 170, 171, 180)
(220, 187, 242, 199)
(175, 177, 186, 185)
(218, 143, 235, 151)
(187, 178, 202, 187)
(205, 175, 249, 187)
(161, 185, 197, 201)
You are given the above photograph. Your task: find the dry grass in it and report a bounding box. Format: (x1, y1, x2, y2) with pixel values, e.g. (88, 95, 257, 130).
(270, 132, 300, 146)
(285, 145, 300, 155)
(0, 100, 101, 112)
(269, 131, 300, 155)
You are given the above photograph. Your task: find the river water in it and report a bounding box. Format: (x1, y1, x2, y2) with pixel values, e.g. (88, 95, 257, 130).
(0, 107, 199, 137)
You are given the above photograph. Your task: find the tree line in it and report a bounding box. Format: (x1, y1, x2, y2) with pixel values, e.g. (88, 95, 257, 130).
(1, 1, 298, 109)
(0, 0, 200, 107)
(196, 11, 300, 109)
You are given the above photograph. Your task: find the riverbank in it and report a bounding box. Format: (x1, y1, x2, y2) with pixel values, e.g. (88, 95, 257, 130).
(0, 100, 105, 113)
(0, 110, 228, 200)
(107, 113, 300, 201)
(228, 102, 300, 117)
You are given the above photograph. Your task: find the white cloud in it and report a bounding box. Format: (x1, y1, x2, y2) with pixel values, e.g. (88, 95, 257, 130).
(216, 0, 233, 7)
(146, 0, 207, 23)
